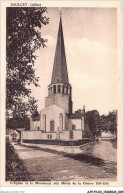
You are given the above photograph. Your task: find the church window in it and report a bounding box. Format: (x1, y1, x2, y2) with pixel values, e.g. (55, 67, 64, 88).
(50, 134, 52, 139)
(48, 88, 50, 95)
(47, 134, 49, 139)
(72, 125, 76, 130)
(58, 85, 60, 93)
(50, 120, 54, 131)
(57, 79, 59, 83)
(68, 87, 71, 95)
(66, 86, 68, 94)
(49, 88, 51, 95)
(37, 127, 40, 131)
(53, 85, 56, 93)
(62, 85, 65, 93)
(70, 131, 73, 139)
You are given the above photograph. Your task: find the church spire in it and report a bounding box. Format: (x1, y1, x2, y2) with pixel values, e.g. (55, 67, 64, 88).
(51, 15, 69, 84)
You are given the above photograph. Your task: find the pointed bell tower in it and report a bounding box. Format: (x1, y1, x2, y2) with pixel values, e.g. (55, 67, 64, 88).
(45, 15, 73, 114)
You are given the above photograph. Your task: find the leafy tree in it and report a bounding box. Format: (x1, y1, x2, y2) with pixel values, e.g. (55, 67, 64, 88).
(75, 108, 117, 138)
(85, 110, 101, 137)
(101, 110, 117, 137)
(31, 110, 40, 118)
(6, 116, 30, 131)
(6, 7, 49, 117)
(75, 109, 83, 114)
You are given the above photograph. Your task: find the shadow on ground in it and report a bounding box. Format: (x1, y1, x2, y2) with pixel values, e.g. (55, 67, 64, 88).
(65, 153, 105, 166)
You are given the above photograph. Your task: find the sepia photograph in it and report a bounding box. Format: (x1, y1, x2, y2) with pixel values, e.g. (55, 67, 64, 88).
(1, 1, 122, 187)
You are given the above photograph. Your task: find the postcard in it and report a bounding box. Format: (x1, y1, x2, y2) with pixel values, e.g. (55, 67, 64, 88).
(0, 0, 123, 190)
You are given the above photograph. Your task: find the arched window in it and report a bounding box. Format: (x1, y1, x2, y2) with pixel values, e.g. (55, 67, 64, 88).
(53, 85, 56, 94)
(72, 125, 76, 130)
(62, 85, 65, 94)
(66, 86, 68, 94)
(68, 86, 71, 95)
(43, 114, 46, 132)
(59, 113, 63, 131)
(50, 120, 54, 131)
(57, 85, 60, 93)
(70, 131, 73, 139)
(49, 88, 51, 95)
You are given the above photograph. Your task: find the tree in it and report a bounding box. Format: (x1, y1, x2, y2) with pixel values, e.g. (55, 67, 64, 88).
(6, 116, 30, 131)
(101, 110, 117, 137)
(31, 110, 40, 118)
(75, 109, 83, 114)
(85, 110, 101, 137)
(6, 7, 49, 117)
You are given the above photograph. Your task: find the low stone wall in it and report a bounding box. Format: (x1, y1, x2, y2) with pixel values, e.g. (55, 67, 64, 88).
(41, 132, 56, 140)
(22, 131, 42, 141)
(22, 130, 92, 145)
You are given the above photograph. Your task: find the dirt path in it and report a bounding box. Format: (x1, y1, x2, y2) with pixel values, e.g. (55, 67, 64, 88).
(13, 144, 117, 181)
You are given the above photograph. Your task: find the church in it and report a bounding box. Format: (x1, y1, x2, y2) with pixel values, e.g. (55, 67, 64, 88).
(22, 16, 92, 143)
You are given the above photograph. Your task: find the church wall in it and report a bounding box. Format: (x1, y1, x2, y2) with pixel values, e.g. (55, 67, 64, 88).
(30, 118, 40, 131)
(68, 118, 82, 130)
(33, 121, 40, 130)
(40, 104, 66, 133)
(45, 94, 70, 114)
(45, 97, 53, 107)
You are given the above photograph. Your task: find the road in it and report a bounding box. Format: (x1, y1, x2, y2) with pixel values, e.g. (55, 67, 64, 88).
(13, 142, 117, 181)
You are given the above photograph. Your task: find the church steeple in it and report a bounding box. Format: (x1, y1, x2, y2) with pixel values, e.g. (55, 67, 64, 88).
(51, 16, 69, 84)
(45, 14, 73, 114)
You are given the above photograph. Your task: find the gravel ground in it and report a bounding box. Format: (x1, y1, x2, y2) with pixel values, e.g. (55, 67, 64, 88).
(13, 141, 117, 181)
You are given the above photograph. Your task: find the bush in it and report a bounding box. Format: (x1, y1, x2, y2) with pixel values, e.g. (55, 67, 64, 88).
(23, 139, 92, 146)
(6, 141, 29, 181)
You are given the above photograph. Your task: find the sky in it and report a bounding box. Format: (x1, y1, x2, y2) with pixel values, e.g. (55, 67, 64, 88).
(30, 7, 117, 115)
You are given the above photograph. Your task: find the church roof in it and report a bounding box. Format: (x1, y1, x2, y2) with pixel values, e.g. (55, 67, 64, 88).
(69, 113, 83, 119)
(51, 16, 69, 84)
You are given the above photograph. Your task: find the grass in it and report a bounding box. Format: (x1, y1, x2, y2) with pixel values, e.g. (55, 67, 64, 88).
(6, 141, 30, 181)
(23, 138, 92, 146)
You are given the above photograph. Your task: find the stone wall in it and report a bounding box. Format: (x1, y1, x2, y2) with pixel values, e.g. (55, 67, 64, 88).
(21, 131, 42, 143)
(22, 129, 84, 142)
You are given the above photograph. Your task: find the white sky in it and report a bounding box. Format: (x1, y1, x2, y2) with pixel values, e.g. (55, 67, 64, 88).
(30, 7, 117, 115)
